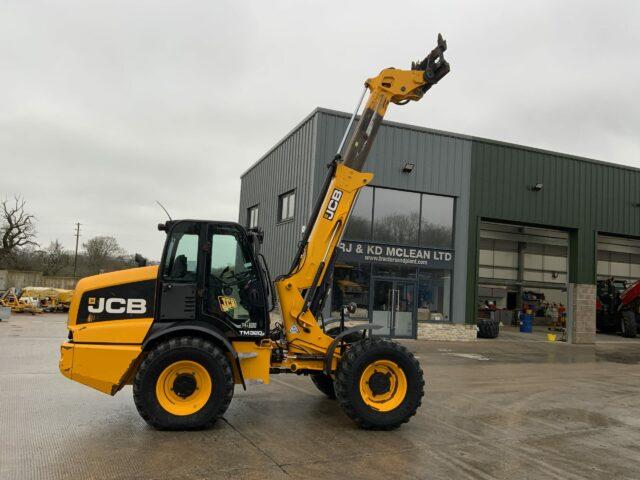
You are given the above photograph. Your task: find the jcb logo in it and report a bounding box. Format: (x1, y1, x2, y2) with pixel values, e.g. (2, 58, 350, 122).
(323, 188, 343, 220)
(88, 297, 147, 315)
(218, 295, 237, 312)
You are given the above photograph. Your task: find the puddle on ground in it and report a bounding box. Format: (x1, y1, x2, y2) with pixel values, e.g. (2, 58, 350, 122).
(475, 407, 623, 430)
(445, 353, 491, 361)
(596, 351, 640, 364)
(529, 408, 624, 428)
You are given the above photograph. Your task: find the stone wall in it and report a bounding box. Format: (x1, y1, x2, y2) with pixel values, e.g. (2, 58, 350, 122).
(271, 308, 478, 342)
(417, 322, 477, 341)
(570, 283, 596, 344)
(0, 270, 78, 291)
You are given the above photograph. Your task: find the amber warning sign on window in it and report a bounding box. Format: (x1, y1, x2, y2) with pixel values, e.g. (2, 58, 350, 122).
(218, 296, 237, 312)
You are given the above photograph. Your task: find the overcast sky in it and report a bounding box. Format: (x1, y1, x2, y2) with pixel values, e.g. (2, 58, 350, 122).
(2, 1, 639, 259)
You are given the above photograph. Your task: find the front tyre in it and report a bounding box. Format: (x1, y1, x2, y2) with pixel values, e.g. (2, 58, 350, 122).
(621, 311, 638, 338)
(133, 336, 234, 430)
(334, 338, 424, 430)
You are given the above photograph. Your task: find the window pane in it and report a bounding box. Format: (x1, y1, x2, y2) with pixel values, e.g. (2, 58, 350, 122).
(420, 194, 454, 248)
(418, 269, 452, 322)
(373, 188, 420, 245)
(211, 233, 248, 273)
(372, 264, 417, 278)
(280, 197, 287, 220)
(164, 233, 199, 281)
(279, 191, 295, 221)
(247, 206, 259, 228)
(288, 193, 295, 218)
(331, 262, 370, 321)
(344, 186, 373, 240)
(208, 230, 265, 327)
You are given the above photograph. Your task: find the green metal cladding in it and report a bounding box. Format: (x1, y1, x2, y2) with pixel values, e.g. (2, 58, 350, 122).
(466, 139, 640, 323)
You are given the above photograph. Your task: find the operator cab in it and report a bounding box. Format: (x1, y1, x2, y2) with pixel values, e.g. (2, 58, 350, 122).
(156, 220, 272, 339)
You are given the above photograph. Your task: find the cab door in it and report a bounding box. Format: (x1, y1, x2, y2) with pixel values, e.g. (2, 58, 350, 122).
(158, 222, 201, 320)
(203, 224, 268, 338)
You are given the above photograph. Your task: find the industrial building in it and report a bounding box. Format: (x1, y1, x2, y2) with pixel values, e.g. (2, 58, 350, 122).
(239, 108, 640, 343)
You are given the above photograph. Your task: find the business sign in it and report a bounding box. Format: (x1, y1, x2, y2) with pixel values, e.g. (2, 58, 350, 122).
(336, 240, 454, 269)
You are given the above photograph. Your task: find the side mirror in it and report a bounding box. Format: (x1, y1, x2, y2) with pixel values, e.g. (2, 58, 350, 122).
(134, 253, 148, 267)
(248, 227, 264, 244)
(247, 227, 264, 257)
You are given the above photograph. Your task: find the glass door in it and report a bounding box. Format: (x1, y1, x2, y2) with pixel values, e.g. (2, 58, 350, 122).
(394, 282, 415, 338)
(371, 279, 416, 338)
(372, 280, 393, 336)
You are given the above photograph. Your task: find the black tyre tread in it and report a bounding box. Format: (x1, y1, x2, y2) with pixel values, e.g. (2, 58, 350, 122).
(326, 326, 363, 344)
(621, 311, 638, 338)
(477, 318, 499, 339)
(133, 336, 234, 430)
(334, 338, 424, 430)
(310, 373, 336, 399)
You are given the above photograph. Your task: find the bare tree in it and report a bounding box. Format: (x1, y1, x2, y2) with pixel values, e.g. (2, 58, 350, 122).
(83, 236, 124, 273)
(42, 240, 70, 276)
(373, 212, 421, 245)
(0, 196, 37, 261)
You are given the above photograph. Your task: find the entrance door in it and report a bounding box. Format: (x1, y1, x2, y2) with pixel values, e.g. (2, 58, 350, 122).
(371, 279, 416, 338)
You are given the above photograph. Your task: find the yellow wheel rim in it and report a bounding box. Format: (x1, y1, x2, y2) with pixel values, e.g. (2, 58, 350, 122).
(155, 360, 212, 416)
(359, 360, 407, 412)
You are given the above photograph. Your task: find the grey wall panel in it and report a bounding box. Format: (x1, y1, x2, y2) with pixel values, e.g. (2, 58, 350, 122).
(313, 109, 472, 198)
(314, 109, 473, 325)
(239, 113, 317, 277)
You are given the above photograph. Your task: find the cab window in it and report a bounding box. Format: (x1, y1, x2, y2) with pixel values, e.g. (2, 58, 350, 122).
(207, 226, 265, 328)
(163, 224, 199, 282)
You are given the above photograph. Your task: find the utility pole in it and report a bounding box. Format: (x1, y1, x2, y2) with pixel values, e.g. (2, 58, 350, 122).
(73, 222, 81, 278)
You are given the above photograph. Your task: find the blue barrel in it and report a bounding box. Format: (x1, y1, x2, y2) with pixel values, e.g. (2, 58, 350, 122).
(520, 313, 533, 333)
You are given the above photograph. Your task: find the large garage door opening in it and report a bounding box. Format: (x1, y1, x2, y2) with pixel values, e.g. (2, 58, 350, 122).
(596, 235, 640, 338)
(478, 221, 568, 336)
(597, 235, 640, 282)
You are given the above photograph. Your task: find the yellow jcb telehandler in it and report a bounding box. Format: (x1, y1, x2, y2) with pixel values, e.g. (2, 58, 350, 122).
(59, 35, 450, 430)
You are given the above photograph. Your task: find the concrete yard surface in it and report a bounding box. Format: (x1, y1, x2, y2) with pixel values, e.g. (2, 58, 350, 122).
(2, 314, 640, 479)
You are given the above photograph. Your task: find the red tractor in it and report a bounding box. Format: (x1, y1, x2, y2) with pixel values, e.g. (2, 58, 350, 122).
(596, 278, 640, 337)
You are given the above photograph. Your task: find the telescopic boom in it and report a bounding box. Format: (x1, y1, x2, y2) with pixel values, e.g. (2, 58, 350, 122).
(275, 34, 450, 356)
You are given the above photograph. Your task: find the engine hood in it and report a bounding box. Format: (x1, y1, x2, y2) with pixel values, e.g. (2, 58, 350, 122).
(69, 266, 159, 327)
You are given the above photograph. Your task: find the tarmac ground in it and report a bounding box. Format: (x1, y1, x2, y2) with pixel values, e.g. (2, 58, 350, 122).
(2, 314, 640, 479)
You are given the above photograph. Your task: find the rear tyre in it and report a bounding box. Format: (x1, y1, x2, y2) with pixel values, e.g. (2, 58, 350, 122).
(334, 338, 424, 430)
(310, 373, 336, 399)
(133, 336, 234, 430)
(477, 318, 499, 339)
(621, 311, 637, 338)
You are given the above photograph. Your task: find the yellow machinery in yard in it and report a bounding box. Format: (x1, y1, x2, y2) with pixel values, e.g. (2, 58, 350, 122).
(59, 35, 450, 430)
(0, 289, 42, 314)
(21, 287, 74, 312)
